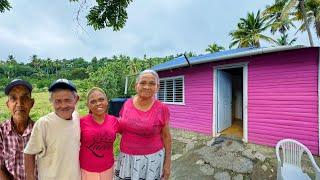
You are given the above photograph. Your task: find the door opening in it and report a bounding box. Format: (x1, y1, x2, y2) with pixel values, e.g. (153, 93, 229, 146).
(216, 67, 243, 139)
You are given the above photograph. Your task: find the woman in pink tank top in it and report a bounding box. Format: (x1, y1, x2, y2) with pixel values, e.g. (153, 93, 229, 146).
(80, 87, 119, 180)
(115, 69, 172, 180)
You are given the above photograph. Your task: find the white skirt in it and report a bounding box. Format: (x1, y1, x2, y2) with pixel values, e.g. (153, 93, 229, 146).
(115, 149, 164, 180)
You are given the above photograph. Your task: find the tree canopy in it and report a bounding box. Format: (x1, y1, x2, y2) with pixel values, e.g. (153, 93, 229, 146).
(264, 0, 320, 46)
(0, 54, 178, 98)
(0, 0, 132, 31)
(229, 11, 275, 48)
(205, 43, 225, 53)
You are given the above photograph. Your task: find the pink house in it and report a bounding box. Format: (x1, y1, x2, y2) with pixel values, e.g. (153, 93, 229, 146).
(152, 46, 320, 155)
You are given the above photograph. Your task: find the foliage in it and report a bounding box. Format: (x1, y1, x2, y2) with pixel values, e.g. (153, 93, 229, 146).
(263, 1, 298, 47)
(1, 0, 133, 31)
(263, 0, 296, 34)
(88, 55, 171, 99)
(0, 0, 10, 13)
(0, 53, 172, 102)
(205, 43, 225, 53)
(229, 10, 275, 48)
(265, 0, 320, 46)
(304, 0, 320, 37)
(275, 33, 297, 45)
(84, 0, 133, 31)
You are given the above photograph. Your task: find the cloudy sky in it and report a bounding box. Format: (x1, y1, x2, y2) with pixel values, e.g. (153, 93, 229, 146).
(0, 0, 319, 63)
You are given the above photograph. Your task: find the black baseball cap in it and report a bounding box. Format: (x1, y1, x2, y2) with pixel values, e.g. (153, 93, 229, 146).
(5, 79, 33, 95)
(48, 79, 77, 92)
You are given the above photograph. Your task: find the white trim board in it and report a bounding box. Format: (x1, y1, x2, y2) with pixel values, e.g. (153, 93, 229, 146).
(212, 62, 248, 143)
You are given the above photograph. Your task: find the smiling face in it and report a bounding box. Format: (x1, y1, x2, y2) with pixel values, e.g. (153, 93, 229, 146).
(50, 89, 79, 120)
(87, 90, 108, 116)
(135, 73, 159, 99)
(6, 85, 34, 122)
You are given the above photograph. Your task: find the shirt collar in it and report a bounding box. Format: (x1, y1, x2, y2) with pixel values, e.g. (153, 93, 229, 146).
(6, 118, 34, 136)
(22, 119, 34, 137)
(4, 119, 12, 135)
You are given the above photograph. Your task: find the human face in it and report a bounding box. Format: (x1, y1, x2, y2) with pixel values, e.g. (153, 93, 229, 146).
(135, 73, 159, 99)
(6, 85, 34, 122)
(87, 90, 108, 116)
(50, 89, 79, 120)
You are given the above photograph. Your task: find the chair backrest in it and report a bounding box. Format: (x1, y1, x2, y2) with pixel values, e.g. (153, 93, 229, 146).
(276, 139, 312, 168)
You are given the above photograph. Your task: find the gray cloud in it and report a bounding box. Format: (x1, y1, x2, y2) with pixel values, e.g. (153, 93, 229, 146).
(0, 0, 318, 63)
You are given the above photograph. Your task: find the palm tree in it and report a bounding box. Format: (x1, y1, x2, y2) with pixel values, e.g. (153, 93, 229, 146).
(6, 55, 17, 79)
(304, 0, 320, 37)
(30, 54, 41, 70)
(263, 0, 296, 34)
(282, 0, 315, 46)
(263, 1, 298, 47)
(275, 33, 297, 45)
(266, 0, 320, 46)
(205, 43, 225, 53)
(229, 10, 275, 48)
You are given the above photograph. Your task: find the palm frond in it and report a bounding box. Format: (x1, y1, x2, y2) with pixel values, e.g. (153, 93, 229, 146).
(229, 10, 273, 48)
(280, 0, 298, 20)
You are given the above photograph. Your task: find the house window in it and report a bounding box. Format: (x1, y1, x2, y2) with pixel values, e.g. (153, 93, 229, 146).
(158, 76, 184, 104)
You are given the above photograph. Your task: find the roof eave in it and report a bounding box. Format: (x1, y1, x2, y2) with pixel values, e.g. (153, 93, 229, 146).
(155, 45, 306, 72)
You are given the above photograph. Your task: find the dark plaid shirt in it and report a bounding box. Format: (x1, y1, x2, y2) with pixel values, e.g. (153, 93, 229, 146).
(0, 118, 34, 180)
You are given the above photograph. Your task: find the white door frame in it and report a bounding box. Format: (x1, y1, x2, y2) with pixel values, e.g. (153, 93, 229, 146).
(212, 62, 249, 142)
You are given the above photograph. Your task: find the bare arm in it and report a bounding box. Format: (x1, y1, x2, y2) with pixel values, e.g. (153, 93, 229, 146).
(0, 165, 11, 180)
(161, 122, 172, 180)
(24, 154, 36, 180)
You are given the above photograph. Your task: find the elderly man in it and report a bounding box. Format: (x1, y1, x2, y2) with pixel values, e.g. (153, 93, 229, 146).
(0, 79, 34, 180)
(24, 79, 80, 180)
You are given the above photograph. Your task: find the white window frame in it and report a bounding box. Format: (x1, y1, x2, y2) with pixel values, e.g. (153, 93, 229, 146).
(157, 75, 185, 105)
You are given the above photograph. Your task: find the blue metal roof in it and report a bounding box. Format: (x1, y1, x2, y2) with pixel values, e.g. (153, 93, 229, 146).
(151, 46, 305, 72)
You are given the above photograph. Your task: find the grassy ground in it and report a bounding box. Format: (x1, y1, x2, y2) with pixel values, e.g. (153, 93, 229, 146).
(0, 91, 120, 155)
(0, 91, 87, 121)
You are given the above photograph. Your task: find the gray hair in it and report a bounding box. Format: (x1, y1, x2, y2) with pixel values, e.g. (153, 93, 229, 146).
(136, 69, 160, 85)
(49, 89, 78, 102)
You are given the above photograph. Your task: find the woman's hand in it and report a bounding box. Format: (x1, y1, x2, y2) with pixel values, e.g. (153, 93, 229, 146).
(162, 161, 171, 180)
(161, 122, 172, 180)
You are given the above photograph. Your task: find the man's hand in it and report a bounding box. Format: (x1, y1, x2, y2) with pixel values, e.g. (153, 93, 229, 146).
(24, 154, 36, 180)
(0, 165, 12, 180)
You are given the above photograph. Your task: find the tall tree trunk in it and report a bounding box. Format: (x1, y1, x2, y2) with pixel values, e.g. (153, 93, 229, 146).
(299, 0, 314, 46)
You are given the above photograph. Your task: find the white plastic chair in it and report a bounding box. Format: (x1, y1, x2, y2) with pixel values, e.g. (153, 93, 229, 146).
(276, 139, 320, 180)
